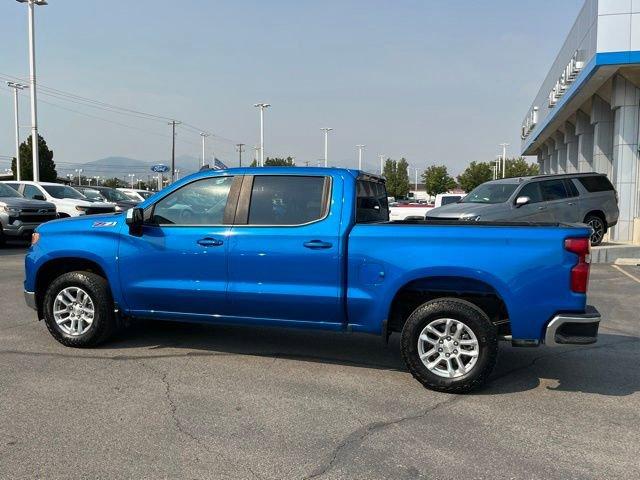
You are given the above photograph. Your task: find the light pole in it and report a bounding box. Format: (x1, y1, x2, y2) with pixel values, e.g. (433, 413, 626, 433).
(253, 146, 260, 166)
(253, 103, 270, 166)
(499, 143, 509, 178)
(320, 128, 333, 167)
(17, 0, 47, 182)
(94, 176, 100, 186)
(200, 132, 209, 168)
(128, 173, 135, 188)
(6, 82, 28, 181)
(415, 168, 419, 193)
(74, 168, 83, 186)
(356, 144, 365, 170)
(168, 120, 181, 182)
(174, 169, 180, 181)
(379, 155, 385, 175)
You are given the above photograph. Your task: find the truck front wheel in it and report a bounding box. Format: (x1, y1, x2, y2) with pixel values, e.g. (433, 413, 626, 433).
(43, 271, 116, 347)
(400, 298, 498, 393)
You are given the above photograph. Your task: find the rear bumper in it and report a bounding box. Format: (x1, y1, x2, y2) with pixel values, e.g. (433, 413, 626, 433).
(545, 305, 600, 346)
(24, 290, 36, 311)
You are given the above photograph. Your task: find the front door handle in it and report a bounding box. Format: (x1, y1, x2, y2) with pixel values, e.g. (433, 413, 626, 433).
(197, 237, 224, 247)
(303, 240, 333, 249)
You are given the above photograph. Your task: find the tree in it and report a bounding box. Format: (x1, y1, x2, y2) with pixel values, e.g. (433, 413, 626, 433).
(102, 177, 125, 188)
(250, 156, 296, 167)
(422, 165, 456, 196)
(395, 158, 411, 198)
(382, 157, 411, 198)
(11, 134, 57, 181)
(505, 157, 539, 178)
(382, 158, 397, 196)
(457, 161, 493, 193)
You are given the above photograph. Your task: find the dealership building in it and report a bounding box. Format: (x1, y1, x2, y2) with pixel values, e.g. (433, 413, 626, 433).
(522, 0, 640, 243)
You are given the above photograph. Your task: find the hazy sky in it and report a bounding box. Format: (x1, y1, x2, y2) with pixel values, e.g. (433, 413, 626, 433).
(1, 0, 584, 177)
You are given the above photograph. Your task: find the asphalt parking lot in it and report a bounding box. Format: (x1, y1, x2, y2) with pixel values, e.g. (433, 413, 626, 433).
(1, 243, 639, 480)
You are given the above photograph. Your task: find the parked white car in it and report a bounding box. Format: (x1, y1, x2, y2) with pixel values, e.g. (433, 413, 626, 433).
(389, 193, 465, 221)
(117, 188, 154, 202)
(3, 181, 116, 218)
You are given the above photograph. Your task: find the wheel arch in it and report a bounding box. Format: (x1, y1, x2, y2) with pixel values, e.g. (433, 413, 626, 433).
(583, 209, 607, 226)
(34, 257, 109, 318)
(386, 274, 510, 338)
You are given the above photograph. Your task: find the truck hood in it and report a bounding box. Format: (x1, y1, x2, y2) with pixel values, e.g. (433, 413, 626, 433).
(36, 212, 123, 233)
(0, 198, 56, 210)
(425, 202, 507, 219)
(55, 198, 114, 209)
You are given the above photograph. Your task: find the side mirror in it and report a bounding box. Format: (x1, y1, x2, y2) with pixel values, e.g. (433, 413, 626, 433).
(34, 194, 46, 201)
(125, 207, 144, 236)
(515, 196, 530, 208)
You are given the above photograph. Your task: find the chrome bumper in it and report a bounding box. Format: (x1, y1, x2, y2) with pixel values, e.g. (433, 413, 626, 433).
(545, 305, 601, 346)
(24, 290, 37, 311)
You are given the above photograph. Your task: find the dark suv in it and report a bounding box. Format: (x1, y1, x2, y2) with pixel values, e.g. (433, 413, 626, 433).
(425, 173, 619, 245)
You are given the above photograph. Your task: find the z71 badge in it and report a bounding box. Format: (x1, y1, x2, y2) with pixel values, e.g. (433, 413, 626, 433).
(92, 221, 118, 228)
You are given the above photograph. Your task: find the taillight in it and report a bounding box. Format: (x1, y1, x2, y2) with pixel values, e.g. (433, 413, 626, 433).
(565, 237, 591, 293)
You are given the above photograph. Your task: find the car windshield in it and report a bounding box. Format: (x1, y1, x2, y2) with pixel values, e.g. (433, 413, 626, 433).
(99, 188, 130, 202)
(81, 189, 105, 201)
(0, 183, 23, 198)
(461, 183, 519, 204)
(42, 185, 86, 200)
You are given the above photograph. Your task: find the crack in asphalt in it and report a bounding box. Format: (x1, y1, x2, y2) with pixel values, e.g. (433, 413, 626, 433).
(302, 337, 640, 480)
(303, 395, 463, 480)
(140, 361, 266, 480)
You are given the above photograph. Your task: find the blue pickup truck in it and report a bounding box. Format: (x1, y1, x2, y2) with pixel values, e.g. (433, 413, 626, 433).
(24, 168, 600, 392)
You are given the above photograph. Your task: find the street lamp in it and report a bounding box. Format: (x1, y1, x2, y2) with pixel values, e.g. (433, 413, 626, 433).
(6, 82, 28, 181)
(74, 168, 83, 186)
(320, 128, 333, 167)
(253, 103, 270, 166)
(356, 144, 365, 170)
(16, 0, 48, 182)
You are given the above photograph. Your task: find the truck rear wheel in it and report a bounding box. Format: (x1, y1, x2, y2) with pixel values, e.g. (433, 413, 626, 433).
(400, 298, 498, 393)
(43, 271, 116, 347)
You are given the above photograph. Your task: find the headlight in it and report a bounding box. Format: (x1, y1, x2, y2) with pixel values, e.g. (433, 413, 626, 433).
(75, 206, 89, 212)
(459, 214, 481, 221)
(1, 206, 21, 215)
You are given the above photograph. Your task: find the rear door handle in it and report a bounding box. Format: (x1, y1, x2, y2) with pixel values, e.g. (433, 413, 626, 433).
(303, 240, 333, 249)
(197, 237, 224, 247)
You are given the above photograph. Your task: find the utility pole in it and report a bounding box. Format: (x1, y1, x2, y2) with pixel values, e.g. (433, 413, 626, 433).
(200, 132, 209, 168)
(356, 144, 365, 170)
(379, 155, 385, 175)
(415, 168, 419, 192)
(17, 0, 47, 181)
(236, 143, 245, 167)
(320, 128, 333, 167)
(6, 82, 28, 181)
(254, 103, 270, 166)
(168, 120, 181, 182)
(499, 143, 509, 178)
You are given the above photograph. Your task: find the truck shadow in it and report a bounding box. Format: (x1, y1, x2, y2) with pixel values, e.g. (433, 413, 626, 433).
(109, 323, 639, 397)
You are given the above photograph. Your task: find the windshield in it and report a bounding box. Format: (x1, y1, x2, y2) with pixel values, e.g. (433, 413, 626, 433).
(81, 189, 105, 201)
(461, 183, 518, 204)
(42, 185, 86, 200)
(0, 183, 23, 198)
(99, 188, 130, 202)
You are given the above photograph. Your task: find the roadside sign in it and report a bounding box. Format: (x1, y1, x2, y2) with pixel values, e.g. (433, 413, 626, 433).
(151, 164, 170, 173)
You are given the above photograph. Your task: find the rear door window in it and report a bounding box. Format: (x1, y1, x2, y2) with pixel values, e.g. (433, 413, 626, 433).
(577, 175, 615, 192)
(23, 185, 44, 200)
(564, 179, 579, 197)
(356, 180, 389, 223)
(247, 175, 329, 225)
(540, 179, 568, 201)
(517, 182, 543, 203)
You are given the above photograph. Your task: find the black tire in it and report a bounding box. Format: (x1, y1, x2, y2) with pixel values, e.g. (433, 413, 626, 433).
(400, 297, 498, 393)
(43, 271, 116, 347)
(0, 227, 5, 247)
(584, 214, 606, 246)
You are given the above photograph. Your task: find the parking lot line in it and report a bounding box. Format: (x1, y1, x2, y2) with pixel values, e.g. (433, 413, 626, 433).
(612, 265, 640, 284)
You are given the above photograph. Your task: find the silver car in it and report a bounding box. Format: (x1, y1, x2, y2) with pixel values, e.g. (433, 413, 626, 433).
(425, 173, 619, 245)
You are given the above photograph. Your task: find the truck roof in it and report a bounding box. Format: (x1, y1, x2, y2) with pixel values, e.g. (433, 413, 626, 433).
(190, 166, 382, 181)
(485, 172, 604, 185)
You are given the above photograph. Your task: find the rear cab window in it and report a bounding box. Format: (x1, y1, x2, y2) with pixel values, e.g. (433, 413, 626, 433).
(356, 179, 389, 223)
